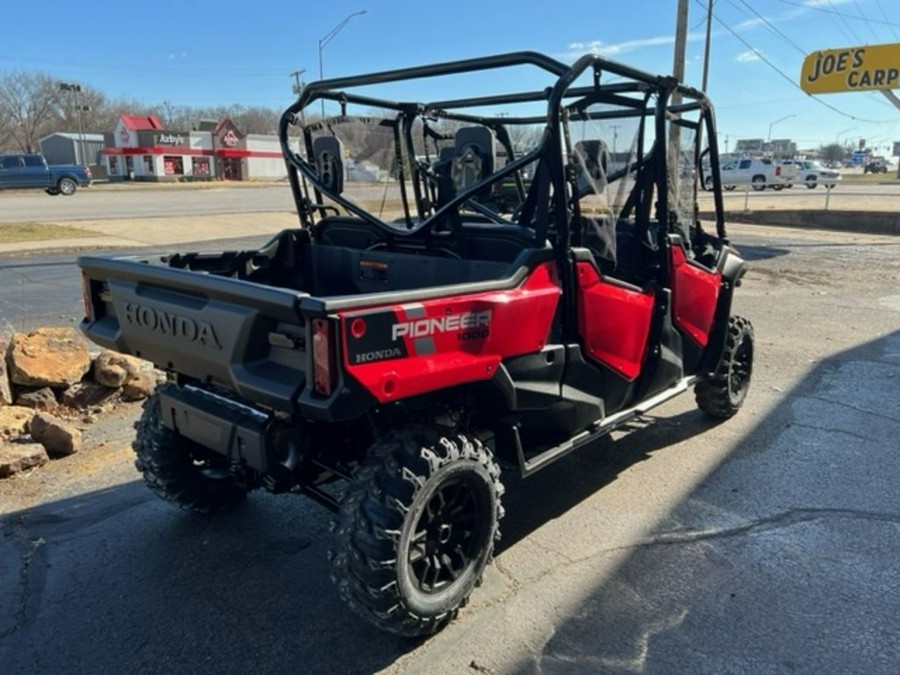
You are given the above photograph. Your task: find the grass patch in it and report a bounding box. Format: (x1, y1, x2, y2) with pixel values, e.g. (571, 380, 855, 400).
(0, 221, 101, 243)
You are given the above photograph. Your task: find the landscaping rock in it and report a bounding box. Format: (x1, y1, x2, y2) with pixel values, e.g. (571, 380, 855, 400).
(15, 386, 59, 412)
(7, 328, 91, 388)
(0, 339, 12, 405)
(29, 412, 82, 458)
(0, 406, 33, 439)
(93, 351, 145, 388)
(121, 372, 157, 401)
(0, 442, 50, 478)
(60, 382, 119, 409)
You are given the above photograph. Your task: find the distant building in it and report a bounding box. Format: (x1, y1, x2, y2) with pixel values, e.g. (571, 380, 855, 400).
(39, 132, 105, 170)
(100, 114, 297, 181)
(734, 138, 797, 159)
(734, 138, 765, 155)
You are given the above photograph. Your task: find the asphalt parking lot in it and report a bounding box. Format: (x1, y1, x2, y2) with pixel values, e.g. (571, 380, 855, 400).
(1, 187, 899, 674)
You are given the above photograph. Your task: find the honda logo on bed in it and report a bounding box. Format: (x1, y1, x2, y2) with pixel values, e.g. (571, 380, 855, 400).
(123, 302, 222, 349)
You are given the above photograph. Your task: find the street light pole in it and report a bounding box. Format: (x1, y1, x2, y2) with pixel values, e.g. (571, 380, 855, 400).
(835, 126, 856, 145)
(767, 114, 796, 141)
(318, 10, 367, 118)
(59, 83, 88, 168)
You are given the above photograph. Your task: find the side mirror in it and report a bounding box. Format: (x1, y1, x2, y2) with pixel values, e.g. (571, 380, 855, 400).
(313, 136, 344, 194)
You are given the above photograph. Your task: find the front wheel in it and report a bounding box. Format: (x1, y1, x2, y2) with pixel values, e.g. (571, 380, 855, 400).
(133, 386, 249, 513)
(58, 177, 77, 196)
(45, 188, 60, 196)
(330, 426, 503, 636)
(806, 175, 817, 189)
(696, 316, 754, 419)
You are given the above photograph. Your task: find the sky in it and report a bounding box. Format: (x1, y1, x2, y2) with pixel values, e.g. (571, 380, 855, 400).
(2, 0, 899, 154)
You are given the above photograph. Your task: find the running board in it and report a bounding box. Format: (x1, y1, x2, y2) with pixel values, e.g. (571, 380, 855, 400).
(514, 376, 699, 477)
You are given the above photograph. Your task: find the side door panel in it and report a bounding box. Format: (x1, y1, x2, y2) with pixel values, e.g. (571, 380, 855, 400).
(575, 261, 654, 381)
(669, 245, 720, 347)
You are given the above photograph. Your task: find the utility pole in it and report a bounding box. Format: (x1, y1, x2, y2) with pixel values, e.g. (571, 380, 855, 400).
(701, 0, 714, 92)
(672, 0, 689, 89)
(669, 0, 689, 203)
(290, 69, 306, 97)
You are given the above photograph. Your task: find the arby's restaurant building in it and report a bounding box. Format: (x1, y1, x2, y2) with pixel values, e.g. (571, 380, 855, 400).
(101, 115, 297, 181)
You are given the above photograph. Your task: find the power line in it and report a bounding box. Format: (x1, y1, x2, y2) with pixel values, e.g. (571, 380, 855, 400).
(828, 0, 864, 44)
(874, 0, 900, 41)
(735, 0, 805, 55)
(851, 0, 881, 42)
(730, 0, 899, 115)
(774, 0, 900, 29)
(708, 7, 894, 124)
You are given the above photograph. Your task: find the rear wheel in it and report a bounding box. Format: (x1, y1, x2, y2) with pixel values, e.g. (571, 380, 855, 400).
(58, 177, 77, 196)
(751, 176, 766, 191)
(806, 175, 817, 189)
(696, 316, 754, 419)
(45, 188, 60, 196)
(330, 425, 503, 636)
(133, 386, 249, 513)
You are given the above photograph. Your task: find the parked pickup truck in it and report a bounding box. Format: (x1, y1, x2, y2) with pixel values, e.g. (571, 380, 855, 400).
(78, 52, 752, 637)
(0, 153, 92, 195)
(703, 156, 787, 191)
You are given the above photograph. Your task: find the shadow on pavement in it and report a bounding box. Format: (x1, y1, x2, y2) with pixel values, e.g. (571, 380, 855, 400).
(521, 331, 900, 673)
(0, 481, 418, 674)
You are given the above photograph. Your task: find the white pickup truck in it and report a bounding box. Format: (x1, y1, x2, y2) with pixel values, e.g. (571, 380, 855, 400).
(704, 156, 788, 191)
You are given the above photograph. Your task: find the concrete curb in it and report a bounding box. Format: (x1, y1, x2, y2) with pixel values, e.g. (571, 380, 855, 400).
(702, 210, 900, 236)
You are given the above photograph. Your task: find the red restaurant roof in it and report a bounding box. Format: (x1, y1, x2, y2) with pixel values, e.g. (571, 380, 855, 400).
(121, 114, 163, 131)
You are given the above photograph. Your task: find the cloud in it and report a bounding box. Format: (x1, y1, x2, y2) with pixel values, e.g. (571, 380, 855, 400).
(803, 0, 852, 6)
(736, 49, 762, 62)
(568, 32, 706, 58)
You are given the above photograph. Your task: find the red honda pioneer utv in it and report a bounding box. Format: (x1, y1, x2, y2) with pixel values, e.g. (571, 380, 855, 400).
(78, 51, 752, 636)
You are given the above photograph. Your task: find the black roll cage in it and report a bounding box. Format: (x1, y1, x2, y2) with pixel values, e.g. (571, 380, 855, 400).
(277, 50, 727, 246)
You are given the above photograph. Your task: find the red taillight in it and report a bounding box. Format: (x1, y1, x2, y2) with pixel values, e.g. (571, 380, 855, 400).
(775, 166, 781, 176)
(312, 318, 337, 396)
(86, 167, 92, 179)
(80, 271, 94, 321)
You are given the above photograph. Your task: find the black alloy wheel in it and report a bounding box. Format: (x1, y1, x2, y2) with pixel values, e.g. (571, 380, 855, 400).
(696, 315, 754, 419)
(330, 425, 503, 636)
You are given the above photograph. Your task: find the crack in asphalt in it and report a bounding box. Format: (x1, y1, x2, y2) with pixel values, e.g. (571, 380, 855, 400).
(629, 507, 900, 549)
(493, 508, 900, 595)
(783, 421, 876, 442)
(0, 524, 46, 642)
(805, 394, 900, 425)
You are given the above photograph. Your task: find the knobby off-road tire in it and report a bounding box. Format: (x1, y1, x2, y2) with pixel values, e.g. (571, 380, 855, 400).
(330, 426, 504, 637)
(696, 315, 754, 419)
(133, 387, 248, 513)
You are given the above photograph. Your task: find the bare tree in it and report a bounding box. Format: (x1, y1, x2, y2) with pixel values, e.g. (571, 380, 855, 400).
(0, 70, 64, 152)
(0, 66, 295, 150)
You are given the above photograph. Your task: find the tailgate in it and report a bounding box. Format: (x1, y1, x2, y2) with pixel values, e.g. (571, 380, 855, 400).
(79, 256, 309, 412)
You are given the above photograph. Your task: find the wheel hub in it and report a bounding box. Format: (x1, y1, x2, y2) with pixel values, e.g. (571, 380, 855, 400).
(407, 476, 488, 593)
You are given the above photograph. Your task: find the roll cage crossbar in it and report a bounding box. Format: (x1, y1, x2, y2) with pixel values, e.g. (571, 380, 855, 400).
(278, 50, 727, 243)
